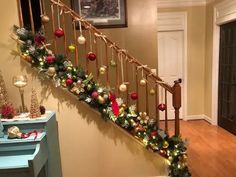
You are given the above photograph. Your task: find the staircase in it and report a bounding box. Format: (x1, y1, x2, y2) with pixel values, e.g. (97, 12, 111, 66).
(13, 0, 190, 176)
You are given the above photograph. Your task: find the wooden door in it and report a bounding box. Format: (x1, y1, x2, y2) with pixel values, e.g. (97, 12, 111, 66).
(158, 31, 184, 119)
(218, 21, 236, 135)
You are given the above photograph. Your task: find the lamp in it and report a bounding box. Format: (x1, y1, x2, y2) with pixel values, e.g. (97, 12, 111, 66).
(12, 75, 28, 113)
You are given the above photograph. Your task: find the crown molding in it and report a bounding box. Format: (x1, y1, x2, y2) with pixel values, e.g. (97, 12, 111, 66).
(157, 0, 211, 8)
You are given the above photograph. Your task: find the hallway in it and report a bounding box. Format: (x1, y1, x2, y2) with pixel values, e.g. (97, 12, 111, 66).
(167, 120, 236, 177)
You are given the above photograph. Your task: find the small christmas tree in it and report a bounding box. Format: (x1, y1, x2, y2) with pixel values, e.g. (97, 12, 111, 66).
(0, 71, 8, 108)
(29, 88, 41, 118)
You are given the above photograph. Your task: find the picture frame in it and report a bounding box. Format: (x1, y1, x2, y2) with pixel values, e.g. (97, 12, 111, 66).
(71, 0, 128, 29)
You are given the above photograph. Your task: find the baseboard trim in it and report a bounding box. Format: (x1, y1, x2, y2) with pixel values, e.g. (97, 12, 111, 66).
(185, 114, 213, 124)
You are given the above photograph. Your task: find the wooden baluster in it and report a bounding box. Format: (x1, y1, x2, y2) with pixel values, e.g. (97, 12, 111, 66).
(17, 0, 23, 27)
(135, 65, 139, 111)
(51, 4, 57, 52)
(146, 74, 149, 115)
(155, 83, 159, 129)
(165, 89, 168, 132)
(126, 58, 129, 105)
(105, 44, 109, 86)
(73, 20, 78, 65)
(173, 80, 181, 136)
(116, 50, 120, 95)
(85, 29, 89, 73)
(39, 0, 44, 30)
(95, 36, 99, 80)
(28, 0, 35, 33)
(62, 11, 68, 57)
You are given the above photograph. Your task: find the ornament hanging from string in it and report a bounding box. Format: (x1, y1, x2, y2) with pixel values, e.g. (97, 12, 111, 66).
(99, 39, 107, 75)
(110, 44, 116, 67)
(138, 65, 147, 86)
(158, 86, 166, 111)
(77, 0, 86, 44)
(40, 0, 50, 24)
(54, 1, 64, 38)
(86, 28, 96, 61)
(119, 51, 128, 92)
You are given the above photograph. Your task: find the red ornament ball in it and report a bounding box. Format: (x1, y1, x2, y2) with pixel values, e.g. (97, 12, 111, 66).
(46, 55, 55, 64)
(130, 92, 138, 100)
(87, 52, 96, 61)
(54, 28, 64, 38)
(66, 78, 73, 86)
(91, 91, 99, 99)
(158, 103, 166, 111)
(151, 131, 157, 137)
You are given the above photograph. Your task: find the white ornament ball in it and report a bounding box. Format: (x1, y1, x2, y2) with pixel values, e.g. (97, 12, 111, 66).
(78, 35, 86, 44)
(119, 84, 127, 92)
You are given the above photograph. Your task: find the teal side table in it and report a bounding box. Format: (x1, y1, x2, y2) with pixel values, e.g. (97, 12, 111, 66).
(0, 111, 62, 177)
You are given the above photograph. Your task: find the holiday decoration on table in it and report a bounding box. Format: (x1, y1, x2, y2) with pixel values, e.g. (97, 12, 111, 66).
(29, 88, 41, 118)
(40, 105, 46, 115)
(0, 102, 16, 119)
(7, 126, 42, 140)
(12, 75, 28, 113)
(0, 71, 8, 107)
(12, 26, 191, 177)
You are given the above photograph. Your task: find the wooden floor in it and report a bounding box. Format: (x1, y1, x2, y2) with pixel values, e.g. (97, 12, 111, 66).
(167, 120, 236, 177)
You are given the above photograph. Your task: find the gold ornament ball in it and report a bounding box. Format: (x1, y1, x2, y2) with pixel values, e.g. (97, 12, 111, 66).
(140, 79, 147, 86)
(162, 141, 169, 149)
(68, 44, 76, 52)
(39, 61, 44, 67)
(119, 84, 127, 92)
(110, 60, 117, 67)
(47, 66, 56, 77)
(41, 15, 50, 24)
(149, 88, 156, 95)
(97, 95, 105, 104)
(78, 35, 86, 45)
(99, 66, 106, 75)
(121, 103, 127, 109)
(87, 84, 92, 91)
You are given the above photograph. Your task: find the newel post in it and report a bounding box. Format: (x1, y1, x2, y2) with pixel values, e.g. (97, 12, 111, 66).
(173, 80, 181, 136)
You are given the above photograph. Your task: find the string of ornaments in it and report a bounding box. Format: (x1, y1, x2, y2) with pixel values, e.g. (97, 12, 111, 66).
(54, 2, 64, 38)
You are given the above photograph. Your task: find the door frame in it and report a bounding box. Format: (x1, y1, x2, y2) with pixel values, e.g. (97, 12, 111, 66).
(157, 12, 188, 119)
(212, 0, 236, 125)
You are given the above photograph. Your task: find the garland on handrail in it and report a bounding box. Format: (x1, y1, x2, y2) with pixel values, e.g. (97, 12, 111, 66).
(11, 26, 191, 177)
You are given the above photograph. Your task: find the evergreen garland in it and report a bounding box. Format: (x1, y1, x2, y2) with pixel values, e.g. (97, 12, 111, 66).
(12, 25, 191, 177)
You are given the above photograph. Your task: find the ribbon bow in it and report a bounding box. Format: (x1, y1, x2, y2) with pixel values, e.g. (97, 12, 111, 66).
(109, 92, 119, 116)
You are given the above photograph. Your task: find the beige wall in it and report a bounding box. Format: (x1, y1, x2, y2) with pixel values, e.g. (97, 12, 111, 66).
(158, 6, 206, 116)
(0, 1, 167, 177)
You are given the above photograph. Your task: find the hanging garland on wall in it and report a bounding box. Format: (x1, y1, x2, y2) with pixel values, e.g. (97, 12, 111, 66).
(11, 25, 190, 177)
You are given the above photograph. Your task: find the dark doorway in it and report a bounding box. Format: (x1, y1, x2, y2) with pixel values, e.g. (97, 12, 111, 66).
(20, 0, 41, 31)
(218, 21, 236, 135)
